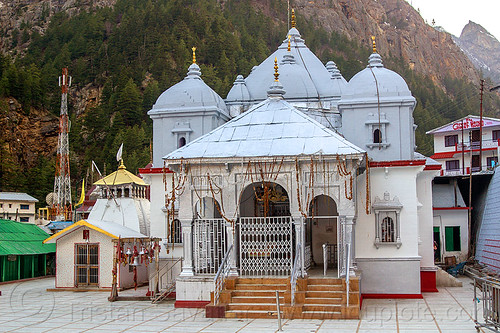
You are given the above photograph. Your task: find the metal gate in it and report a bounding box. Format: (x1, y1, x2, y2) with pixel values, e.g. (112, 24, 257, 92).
(193, 218, 226, 275)
(239, 216, 293, 277)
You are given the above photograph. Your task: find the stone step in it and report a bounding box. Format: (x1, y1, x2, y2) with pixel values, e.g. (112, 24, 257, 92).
(231, 296, 284, 304)
(227, 303, 284, 311)
(237, 278, 289, 285)
(304, 297, 343, 305)
(307, 278, 343, 285)
(234, 284, 288, 291)
(225, 310, 279, 319)
(302, 304, 343, 312)
(305, 291, 343, 298)
(307, 284, 344, 292)
(231, 290, 278, 297)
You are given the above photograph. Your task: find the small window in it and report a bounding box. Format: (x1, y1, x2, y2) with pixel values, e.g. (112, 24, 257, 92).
(9, 204, 12, 208)
(444, 135, 458, 147)
(493, 130, 500, 141)
(20, 204, 29, 210)
(178, 137, 186, 148)
(168, 219, 182, 244)
(487, 157, 498, 168)
(445, 226, 461, 251)
(373, 129, 382, 143)
(19, 217, 29, 222)
(0, 204, 2, 208)
(445, 160, 460, 171)
(381, 217, 395, 242)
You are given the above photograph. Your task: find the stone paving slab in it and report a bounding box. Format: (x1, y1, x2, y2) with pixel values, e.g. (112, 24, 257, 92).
(0, 276, 489, 333)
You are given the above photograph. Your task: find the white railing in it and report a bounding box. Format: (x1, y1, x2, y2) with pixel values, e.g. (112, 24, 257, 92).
(473, 275, 500, 331)
(322, 243, 338, 276)
(290, 242, 302, 305)
(213, 244, 233, 305)
(151, 257, 182, 304)
(345, 243, 351, 307)
(456, 139, 500, 151)
(193, 218, 226, 275)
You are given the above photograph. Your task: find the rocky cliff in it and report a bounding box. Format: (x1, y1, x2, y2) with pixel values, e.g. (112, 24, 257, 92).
(0, 0, 116, 55)
(293, 0, 479, 86)
(453, 21, 500, 83)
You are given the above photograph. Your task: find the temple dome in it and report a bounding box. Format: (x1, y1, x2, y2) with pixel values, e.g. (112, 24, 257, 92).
(226, 28, 339, 103)
(340, 53, 414, 103)
(149, 63, 228, 116)
(226, 75, 251, 102)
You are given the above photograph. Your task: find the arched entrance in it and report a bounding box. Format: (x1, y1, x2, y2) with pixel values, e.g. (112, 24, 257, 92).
(193, 197, 226, 274)
(306, 195, 338, 272)
(238, 182, 293, 276)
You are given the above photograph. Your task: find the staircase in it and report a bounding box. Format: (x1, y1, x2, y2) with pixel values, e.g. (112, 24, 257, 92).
(207, 276, 360, 319)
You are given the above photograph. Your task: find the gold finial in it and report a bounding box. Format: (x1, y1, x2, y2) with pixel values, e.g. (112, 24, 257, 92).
(291, 9, 296, 28)
(274, 57, 279, 82)
(371, 36, 377, 53)
(192, 46, 197, 64)
(287, 35, 291, 52)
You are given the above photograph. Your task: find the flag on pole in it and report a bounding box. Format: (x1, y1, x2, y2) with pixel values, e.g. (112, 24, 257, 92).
(76, 179, 85, 207)
(116, 143, 123, 162)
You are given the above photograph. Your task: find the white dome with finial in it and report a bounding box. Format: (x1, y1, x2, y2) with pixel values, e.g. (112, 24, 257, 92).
(226, 75, 251, 102)
(340, 52, 414, 104)
(226, 22, 340, 104)
(149, 62, 228, 116)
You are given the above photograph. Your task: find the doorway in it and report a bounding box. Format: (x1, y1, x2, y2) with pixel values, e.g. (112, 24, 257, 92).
(75, 244, 99, 287)
(433, 227, 441, 263)
(472, 155, 481, 172)
(306, 195, 338, 273)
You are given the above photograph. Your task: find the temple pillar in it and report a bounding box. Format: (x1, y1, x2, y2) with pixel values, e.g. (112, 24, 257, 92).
(179, 219, 194, 277)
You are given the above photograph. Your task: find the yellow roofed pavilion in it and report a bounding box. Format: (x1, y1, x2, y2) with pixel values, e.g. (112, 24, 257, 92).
(94, 160, 146, 186)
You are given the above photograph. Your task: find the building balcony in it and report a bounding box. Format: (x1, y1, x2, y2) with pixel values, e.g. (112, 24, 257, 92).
(440, 165, 496, 177)
(455, 139, 500, 151)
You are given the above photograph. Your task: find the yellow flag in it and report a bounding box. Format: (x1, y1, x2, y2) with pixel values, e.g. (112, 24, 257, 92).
(76, 179, 85, 207)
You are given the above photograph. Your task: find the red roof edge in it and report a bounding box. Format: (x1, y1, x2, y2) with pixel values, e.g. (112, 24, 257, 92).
(369, 160, 427, 168)
(424, 165, 442, 171)
(138, 167, 173, 174)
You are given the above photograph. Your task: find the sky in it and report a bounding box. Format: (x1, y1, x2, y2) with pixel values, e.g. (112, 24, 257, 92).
(405, 0, 500, 40)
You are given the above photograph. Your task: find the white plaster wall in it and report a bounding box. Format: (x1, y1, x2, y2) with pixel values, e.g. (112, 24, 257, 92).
(151, 112, 230, 167)
(55, 227, 113, 288)
(417, 170, 438, 268)
(118, 261, 149, 289)
(433, 210, 469, 262)
(355, 166, 422, 259)
(176, 277, 214, 301)
(340, 102, 415, 161)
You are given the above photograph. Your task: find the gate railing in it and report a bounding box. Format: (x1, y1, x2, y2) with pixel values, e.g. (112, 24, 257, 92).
(473, 275, 500, 331)
(345, 243, 351, 307)
(291, 242, 302, 305)
(239, 216, 292, 277)
(193, 218, 226, 275)
(213, 244, 233, 305)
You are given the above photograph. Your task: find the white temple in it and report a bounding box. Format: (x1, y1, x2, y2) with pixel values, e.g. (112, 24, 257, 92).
(140, 16, 441, 319)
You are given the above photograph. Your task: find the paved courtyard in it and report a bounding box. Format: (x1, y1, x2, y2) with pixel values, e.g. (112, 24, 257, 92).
(0, 276, 486, 332)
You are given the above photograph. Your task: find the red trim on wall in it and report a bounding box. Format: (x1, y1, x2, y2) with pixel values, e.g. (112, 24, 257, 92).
(138, 167, 173, 174)
(420, 271, 438, 292)
(175, 300, 211, 308)
(433, 207, 470, 210)
(424, 165, 442, 171)
(362, 293, 423, 299)
(369, 160, 426, 168)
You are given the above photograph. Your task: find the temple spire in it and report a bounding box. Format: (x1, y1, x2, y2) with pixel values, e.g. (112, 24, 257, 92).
(287, 35, 291, 52)
(274, 57, 279, 82)
(371, 36, 377, 53)
(291, 8, 296, 28)
(192, 46, 197, 64)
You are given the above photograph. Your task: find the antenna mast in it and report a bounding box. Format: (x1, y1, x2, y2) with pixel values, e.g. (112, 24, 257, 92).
(53, 68, 72, 221)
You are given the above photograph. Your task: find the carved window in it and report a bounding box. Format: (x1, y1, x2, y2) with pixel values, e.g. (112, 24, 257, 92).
(373, 129, 382, 143)
(372, 192, 402, 248)
(381, 217, 395, 242)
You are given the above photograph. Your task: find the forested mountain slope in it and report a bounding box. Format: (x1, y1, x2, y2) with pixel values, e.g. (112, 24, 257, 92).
(0, 0, 499, 204)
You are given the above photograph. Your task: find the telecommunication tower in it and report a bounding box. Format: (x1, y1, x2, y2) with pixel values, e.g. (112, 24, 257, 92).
(53, 68, 72, 221)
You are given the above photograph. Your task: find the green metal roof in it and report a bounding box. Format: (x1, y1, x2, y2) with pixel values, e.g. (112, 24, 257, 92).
(0, 219, 55, 255)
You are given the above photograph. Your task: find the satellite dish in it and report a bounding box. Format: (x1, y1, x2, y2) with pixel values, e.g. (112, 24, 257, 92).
(46, 192, 55, 206)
